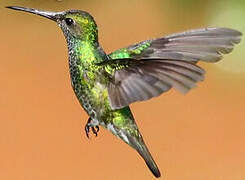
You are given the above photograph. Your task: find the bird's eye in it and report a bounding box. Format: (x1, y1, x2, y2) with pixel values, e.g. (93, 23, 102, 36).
(65, 18, 74, 26)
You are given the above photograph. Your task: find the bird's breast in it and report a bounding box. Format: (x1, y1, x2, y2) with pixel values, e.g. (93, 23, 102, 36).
(69, 61, 110, 119)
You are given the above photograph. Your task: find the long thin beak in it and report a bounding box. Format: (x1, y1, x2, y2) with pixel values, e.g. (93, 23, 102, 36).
(6, 6, 59, 21)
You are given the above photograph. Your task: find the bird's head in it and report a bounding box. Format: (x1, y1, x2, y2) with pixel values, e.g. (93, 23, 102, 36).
(6, 6, 98, 42)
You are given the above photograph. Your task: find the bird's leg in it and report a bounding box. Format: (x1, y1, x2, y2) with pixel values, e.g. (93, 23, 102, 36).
(85, 117, 100, 138)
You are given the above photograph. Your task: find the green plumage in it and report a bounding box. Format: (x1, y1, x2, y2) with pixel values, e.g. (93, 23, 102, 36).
(7, 6, 242, 179)
(109, 41, 151, 59)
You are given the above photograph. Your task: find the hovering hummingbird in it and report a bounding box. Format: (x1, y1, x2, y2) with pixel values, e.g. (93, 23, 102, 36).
(7, 6, 242, 178)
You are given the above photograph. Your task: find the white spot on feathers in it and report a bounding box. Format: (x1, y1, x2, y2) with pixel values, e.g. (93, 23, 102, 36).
(107, 123, 117, 135)
(119, 130, 129, 144)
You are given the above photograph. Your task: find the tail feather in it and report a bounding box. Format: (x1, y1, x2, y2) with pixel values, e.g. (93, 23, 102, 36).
(125, 133, 161, 178)
(108, 107, 161, 178)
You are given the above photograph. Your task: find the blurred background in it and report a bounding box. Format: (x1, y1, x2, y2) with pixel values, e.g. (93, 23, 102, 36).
(0, 0, 244, 179)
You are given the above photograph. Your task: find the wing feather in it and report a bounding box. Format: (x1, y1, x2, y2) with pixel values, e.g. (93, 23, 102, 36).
(105, 59, 205, 109)
(105, 27, 242, 109)
(109, 27, 242, 62)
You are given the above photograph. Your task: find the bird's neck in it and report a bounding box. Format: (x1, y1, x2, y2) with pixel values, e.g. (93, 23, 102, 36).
(66, 35, 107, 67)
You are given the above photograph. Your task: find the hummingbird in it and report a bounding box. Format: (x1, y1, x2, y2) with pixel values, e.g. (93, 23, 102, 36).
(7, 6, 242, 178)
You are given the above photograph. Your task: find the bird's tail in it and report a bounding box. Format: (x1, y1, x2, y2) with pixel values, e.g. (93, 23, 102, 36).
(121, 129, 161, 178)
(108, 107, 161, 177)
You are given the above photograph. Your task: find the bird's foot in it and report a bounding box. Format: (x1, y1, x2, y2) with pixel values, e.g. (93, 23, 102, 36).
(85, 117, 100, 138)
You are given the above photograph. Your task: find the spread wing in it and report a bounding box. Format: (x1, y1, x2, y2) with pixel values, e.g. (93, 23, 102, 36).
(101, 59, 205, 110)
(105, 27, 242, 110)
(109, 27, 242, 62)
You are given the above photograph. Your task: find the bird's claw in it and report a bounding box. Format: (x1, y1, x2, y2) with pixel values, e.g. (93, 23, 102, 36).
(85, 125, 100, 138)
(85, 117, 100, 138)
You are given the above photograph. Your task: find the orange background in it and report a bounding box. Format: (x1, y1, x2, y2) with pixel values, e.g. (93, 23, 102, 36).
(1, 0, 245, 180)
